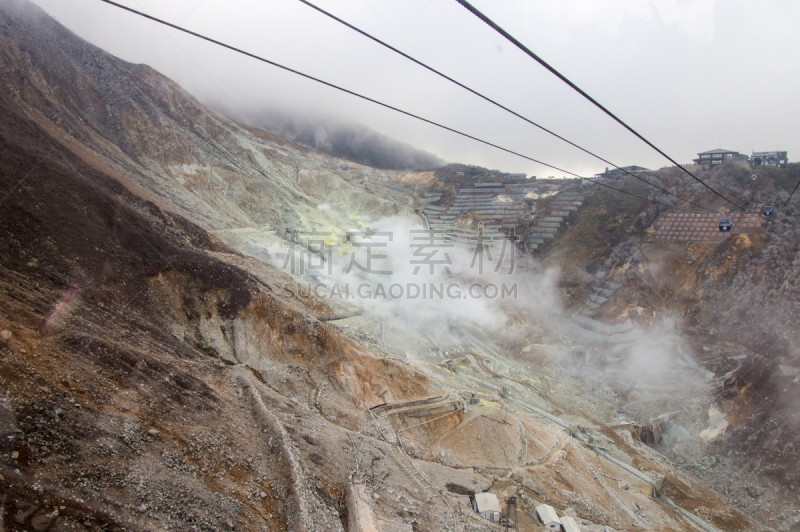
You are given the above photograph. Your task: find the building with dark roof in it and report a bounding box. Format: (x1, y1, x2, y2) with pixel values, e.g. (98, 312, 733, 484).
(693, 149, 748, 166)
(594, 165, 650, 181)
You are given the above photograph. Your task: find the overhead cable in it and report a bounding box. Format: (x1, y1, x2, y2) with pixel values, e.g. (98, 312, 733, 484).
(582, 178, 683, 211)
(452, 0, 745, 210)
(99, 0, 704, 214)
(294, 0, 709, 212)
(784, 177, 800, 207)
(100, 0, 591, 178)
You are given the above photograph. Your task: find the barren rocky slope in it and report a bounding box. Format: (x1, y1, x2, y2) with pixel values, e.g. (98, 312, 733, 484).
(567, 163, 800, 530)
(0, 1, 794, 531)
(0, 0, 418, 257)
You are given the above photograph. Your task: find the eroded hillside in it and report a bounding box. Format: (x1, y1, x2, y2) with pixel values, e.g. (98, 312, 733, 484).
(561, 166, 800, 530)
(1, 1, 798, 532)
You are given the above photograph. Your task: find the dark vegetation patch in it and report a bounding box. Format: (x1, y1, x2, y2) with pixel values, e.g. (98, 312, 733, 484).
(446, 482, 475, 495)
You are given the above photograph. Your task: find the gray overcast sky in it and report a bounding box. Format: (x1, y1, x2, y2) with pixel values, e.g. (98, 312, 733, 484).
(28, 0, 800, 177)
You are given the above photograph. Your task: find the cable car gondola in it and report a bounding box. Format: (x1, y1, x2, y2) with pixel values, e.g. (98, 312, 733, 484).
(719, 217, 732, 232)
(763, 205, 774, 216)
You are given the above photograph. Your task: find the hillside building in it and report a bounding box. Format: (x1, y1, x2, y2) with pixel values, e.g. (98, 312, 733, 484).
(693, 149, 748, 166)
(751, 151, 788, 168)
(472, 492, 501, 521)
(594, 165, 650, 181)
(535, 504, 562, 530)
(561, 515, 583, 532)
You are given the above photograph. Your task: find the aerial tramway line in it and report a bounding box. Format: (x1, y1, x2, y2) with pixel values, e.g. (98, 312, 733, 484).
(293, 0, 781, 233)
(99, 0, 797, 225)
(452, 0, 798, 222)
